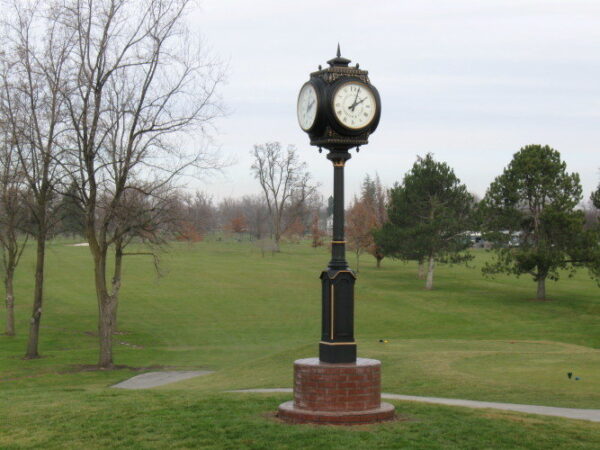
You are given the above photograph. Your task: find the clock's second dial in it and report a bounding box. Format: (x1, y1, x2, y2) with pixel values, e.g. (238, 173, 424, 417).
(332, 82, 376, 130)
(297, 82, 318, 131)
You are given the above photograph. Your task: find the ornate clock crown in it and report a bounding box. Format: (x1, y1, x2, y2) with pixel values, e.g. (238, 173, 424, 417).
(311, 44, 370, 85)
(327, 44, 351, 67)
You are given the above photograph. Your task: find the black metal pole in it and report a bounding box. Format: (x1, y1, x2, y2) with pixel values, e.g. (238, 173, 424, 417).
(329, 155, 348, 270)
(319, 150, 356, 363)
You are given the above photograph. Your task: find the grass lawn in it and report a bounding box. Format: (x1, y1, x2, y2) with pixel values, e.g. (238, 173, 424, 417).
(1, 238, 599, 448)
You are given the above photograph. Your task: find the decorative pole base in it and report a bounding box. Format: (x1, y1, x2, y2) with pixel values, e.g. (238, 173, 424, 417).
(277, 358, 395, 425)
(319, 269, 357, 363)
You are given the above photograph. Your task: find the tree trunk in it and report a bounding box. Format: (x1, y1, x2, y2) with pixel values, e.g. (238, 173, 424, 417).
(425, 255, 435, 290)
(418, 260, 425, 279)
(110, 240, 123, 332)
(356, 252, 360, 273)
(376, 256, 382, 268)
(5, 271, 15, 336)
(92, 247, 114, 368)
(98, 292, 115, 368)
(536, 277, 546, 300)
(25, 233, 46, 358)
(110, 296, 119, 333)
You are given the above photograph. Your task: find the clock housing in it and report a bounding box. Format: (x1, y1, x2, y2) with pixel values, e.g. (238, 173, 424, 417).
(298, 47, 381, 151)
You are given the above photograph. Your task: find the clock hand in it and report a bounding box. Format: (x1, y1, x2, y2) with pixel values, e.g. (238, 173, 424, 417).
(348, 88, 361, 111)
(353, 87, 360, 104)
(307, 99, 315, 111)
(354, 97, 367, 107)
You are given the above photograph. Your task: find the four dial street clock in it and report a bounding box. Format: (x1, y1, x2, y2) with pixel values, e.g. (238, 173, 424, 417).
(296, 46, 381, 363)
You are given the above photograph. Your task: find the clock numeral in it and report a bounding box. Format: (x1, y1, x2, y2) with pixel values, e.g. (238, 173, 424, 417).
(364, 113, 368, 117)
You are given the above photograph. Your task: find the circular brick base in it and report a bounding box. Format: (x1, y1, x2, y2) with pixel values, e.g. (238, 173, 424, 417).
(277, 357, 395, 425)
(278, 400, 395, 425)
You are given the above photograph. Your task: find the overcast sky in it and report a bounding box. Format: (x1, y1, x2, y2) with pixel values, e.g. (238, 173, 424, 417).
(187, 0, 600, 204)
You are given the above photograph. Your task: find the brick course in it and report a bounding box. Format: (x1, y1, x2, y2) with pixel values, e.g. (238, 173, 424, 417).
(277, 357, 395, 425)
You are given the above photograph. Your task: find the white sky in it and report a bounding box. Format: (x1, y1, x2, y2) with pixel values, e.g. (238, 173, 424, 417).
(187, 0, 600, 204)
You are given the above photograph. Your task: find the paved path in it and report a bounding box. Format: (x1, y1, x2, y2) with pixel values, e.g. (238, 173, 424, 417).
(112, 371, 212, 389)
(228, 388, 600, 423)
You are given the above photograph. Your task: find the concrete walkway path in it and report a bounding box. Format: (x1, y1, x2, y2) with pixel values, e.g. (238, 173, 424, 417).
(112, 371, 212, 389)
(228, 388, 600, 423)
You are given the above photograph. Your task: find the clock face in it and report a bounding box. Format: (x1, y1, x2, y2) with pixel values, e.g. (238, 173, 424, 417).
(297, 82, 318, 131)
(332, 82, 377, 130)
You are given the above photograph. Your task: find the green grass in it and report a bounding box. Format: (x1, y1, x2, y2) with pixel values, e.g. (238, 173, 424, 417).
(1, 238, 599, 448)
(2, 391, 600, 449)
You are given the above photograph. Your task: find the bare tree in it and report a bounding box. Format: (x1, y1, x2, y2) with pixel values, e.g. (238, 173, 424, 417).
(216, 195, 268, 240)
(285, 187, 322, 236)
(1, 0, 70, 356)
(311, 212, 324, 248)
(218, 197, 244, 233)
(104, 182, 181, 331)
(180, 191, 216, 238)
(361, 174, 387, 268)
(0, 126, 28, 336)
(59, 0, 223, 368)
(346, 197, 377, 273)
(240, 195, 269, 240)
(250, 142, 316, 250)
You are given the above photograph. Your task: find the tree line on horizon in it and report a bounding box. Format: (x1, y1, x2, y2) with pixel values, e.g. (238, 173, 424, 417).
(2, 138, 600, 361)
(348, 146, 600, 301)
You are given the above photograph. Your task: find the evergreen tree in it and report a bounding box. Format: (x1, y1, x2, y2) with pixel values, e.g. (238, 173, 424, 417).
(374, 154, 474, 289)
(592, 183, 600, 210)
(480, 145, 600, 300)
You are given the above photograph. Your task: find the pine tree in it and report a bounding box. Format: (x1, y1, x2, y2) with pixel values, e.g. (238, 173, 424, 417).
(374, 154, 474, 289)
(480, 145, 600, 300)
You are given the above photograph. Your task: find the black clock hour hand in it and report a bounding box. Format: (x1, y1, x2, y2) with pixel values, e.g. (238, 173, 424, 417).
(307, 99, 315, 111)
(349, 97, 367, 112)
(355, 97, 366, 107)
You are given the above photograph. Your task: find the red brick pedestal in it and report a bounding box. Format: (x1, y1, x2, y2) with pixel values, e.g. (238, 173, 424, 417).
(277, 357, 395, 425)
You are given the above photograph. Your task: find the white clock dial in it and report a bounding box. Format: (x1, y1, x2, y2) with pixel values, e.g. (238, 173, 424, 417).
(332, 82, 376, 130)
(297, 82, 318, 131)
